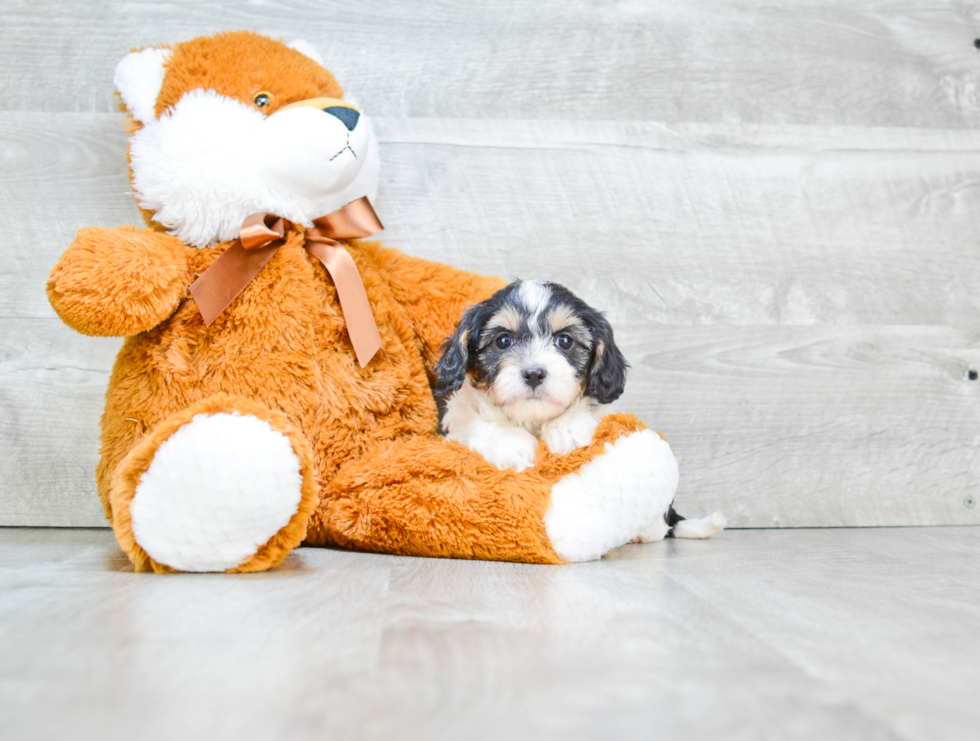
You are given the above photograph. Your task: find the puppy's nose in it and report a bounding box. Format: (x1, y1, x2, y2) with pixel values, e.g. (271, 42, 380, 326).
(324, 106, 360, 131)
(522, 368, 547, 389)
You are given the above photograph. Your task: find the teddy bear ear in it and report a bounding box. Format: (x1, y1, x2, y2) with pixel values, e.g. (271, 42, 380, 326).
(114, 46, 173, 124)
(287, 39, 325, 67)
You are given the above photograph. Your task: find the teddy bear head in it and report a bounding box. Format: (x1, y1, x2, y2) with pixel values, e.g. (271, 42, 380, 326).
(114, 31, 380, 248)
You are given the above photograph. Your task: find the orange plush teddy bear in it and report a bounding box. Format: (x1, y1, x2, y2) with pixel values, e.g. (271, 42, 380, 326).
(47, 31, 718, 573)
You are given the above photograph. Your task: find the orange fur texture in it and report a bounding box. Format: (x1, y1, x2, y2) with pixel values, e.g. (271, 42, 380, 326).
(46, 31, 660, 572)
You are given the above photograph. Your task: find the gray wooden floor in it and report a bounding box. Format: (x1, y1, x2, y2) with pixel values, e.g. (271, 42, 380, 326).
(1, 526, 977, 741)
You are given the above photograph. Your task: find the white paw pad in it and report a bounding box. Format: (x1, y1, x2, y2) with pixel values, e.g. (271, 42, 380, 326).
(130, 412, 303, 572)
(472, 425, 539, 472)
(544, 429, 679, 562)
(543, 411, 599, 455)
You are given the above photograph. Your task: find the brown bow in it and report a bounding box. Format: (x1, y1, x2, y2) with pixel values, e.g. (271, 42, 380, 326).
(188, 197, 384, 368)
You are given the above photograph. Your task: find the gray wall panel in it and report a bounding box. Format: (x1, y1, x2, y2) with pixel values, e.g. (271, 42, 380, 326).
(2, 0, 979, 527)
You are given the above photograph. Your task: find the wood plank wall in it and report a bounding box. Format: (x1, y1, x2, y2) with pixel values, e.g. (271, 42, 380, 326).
(2, 0, 979, 528)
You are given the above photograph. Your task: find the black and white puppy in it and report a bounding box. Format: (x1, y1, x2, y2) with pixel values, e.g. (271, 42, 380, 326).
(434, 279, 727, 543)
(434, 280, 628, 472)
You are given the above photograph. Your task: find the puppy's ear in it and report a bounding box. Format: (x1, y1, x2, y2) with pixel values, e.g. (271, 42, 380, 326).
(434, 304, 484, 396)
(585, 315, 629, 404)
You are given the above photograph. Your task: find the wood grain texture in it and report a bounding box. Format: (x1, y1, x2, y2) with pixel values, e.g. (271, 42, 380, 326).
(0, 113, 140, 318)
(0, 320, 119, 526)
(374, 118, 980, 329)
(2, 527, 978, 740)
(652, 527, 980, 741)
(620, 325, 980, 527)
(2, 1, 980, 527)
(5, 1, 980, 128)
(0, 529, 391, 740)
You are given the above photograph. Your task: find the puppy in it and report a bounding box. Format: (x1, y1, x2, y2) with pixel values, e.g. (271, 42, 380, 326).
(434, 279, 726, 542)
(434, 279, 627, 472)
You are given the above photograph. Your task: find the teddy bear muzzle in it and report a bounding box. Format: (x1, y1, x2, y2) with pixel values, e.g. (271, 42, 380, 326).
(279, 97, 361, 131)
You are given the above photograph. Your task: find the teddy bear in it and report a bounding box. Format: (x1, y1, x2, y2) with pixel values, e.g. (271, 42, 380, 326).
(46, 31, 714, 573)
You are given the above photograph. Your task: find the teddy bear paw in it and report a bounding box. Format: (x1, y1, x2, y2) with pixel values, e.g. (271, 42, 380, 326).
(128, 412, 305, 572)
(544, 428, 679, 561)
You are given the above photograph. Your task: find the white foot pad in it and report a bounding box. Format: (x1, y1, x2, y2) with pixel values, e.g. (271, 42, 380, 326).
(130, 412, 303, 572)
(544, 429, 679, 562)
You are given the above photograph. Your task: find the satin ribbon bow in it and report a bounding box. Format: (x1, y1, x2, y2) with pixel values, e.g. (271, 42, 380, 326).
(188, 196, 384, 368)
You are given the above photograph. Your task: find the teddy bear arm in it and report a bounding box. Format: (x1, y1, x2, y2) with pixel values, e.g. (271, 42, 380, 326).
(47, 226, 193, 336)
(361, 241, 507, 376)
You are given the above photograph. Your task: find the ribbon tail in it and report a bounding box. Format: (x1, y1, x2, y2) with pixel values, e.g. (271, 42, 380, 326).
(189, 240, 282, 326)
(306, 241, 382, 368)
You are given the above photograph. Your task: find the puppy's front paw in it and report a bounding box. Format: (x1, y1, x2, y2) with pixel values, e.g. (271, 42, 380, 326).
(630, 516, 670, 544)
(542, 411, 599, 455)
(474, 426, 539, 472)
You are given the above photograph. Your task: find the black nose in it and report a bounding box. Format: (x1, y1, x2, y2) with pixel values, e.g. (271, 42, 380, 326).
(323, 106, 360, 131)
(522, 368, 547, 389)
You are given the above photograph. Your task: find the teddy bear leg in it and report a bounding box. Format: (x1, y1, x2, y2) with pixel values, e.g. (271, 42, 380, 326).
(108, 394, 320, 573)
(308, 413, 682, 564)
(307, 434, 565, 563)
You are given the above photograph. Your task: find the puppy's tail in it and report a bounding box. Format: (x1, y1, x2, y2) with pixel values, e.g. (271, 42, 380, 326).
(668, 506, 726, 540)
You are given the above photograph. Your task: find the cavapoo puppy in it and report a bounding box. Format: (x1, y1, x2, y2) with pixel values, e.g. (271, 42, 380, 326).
(434, 279, 626, 472)
(434, 279, 726, 542)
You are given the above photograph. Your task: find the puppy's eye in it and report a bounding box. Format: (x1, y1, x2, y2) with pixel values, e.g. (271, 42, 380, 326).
(555, 334, 573, 350)
(495, 334, 514, 350)
(253, 91, 273, 109)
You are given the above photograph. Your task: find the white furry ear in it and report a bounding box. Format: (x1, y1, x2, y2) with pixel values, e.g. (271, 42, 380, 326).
(114, 47, 173, 124)
(287, 39, 325, 67)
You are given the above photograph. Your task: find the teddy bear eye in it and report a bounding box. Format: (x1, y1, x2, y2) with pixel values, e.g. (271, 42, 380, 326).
(253, 91, 272, 108)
